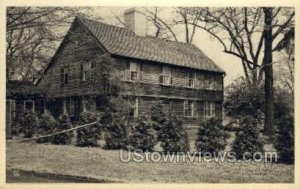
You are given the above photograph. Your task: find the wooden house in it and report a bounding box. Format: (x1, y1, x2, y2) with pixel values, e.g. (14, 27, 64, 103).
(37, 9, 225, 125)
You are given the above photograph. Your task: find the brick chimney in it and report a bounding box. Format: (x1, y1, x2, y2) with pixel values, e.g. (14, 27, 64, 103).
(124, 8, 147, 36)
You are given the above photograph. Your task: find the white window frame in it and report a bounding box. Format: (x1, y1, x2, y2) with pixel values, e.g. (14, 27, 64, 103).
(82, 61, 95, 82)
(160, 66, 172, 86)
(69, 98, 75, 116)
(184, 100, 195, 117)
(203, 101, 215, 117)
(24, 100, 35, 112)
(125, 62, 142, 82)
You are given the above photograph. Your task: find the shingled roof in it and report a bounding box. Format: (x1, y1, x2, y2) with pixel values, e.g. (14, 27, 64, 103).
(77, 17, 225, 73)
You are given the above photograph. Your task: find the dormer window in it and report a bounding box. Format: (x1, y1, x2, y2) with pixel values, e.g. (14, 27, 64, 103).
(186, 72, 195, 88)
(125, 62, 142, 82)
(159, 66, 172, 85)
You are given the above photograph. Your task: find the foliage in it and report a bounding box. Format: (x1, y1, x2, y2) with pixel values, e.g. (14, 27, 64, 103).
(52, 114, 74, 145)
(224, 77, 293, 126)
(15, 110, 39, 138)
(104, 114, 129, 150)
(76, 111, 102, 147)
(159, 117, 190, 153)
(36, 112, 57, 143)
(6, 7, 95, 81)
(274, 113, 294, 164)
(150, 101, 168, 141)
(195, 117, 229, 154)
(232, 116, 264, 159)
(129, 116, 157, 152)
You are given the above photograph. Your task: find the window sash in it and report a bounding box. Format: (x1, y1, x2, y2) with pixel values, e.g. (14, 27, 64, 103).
(184, 100, 194, 117)
(204, 101, 215, 117)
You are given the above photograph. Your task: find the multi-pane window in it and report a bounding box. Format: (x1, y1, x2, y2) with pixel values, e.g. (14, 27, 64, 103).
(203, 101, 215, 117)
(60, 66, 69, 85)
(125, 62, 142, 82)
(159, 66, 172, 85)
(24, 100, 35, 112)
(186, 72, 195, 88)
(81, 61, 95, 82)
(184, 100, 195, 117)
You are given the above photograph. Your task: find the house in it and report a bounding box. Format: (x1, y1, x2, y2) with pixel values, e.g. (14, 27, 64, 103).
(37, 9, 225, 124)
(6, 80, 44, 138)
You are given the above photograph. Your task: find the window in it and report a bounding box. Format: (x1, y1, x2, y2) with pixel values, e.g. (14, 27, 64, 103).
(159, 66, 172, 85)
(203, 101, 215, 117)
(204, 74, 216, 90)
(68, 98, 75, 116)
(81, 61, 95, 82)
(60, 66, 69, 85)
(125, 62, 142, 82)
(128, 97, 139, 117)
(24, 100, 35, 112)
(186, 72, 195, 88)
(184, 100, 195, 117)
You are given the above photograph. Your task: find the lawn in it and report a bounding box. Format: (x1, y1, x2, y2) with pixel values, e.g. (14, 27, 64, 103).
(6, 140, 294, 183)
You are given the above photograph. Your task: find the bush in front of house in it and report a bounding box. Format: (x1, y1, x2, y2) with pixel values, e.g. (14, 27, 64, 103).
(104, 114, 128, 150)
(195, 117, 229, 154)
(129, 116, 157, 152)
(160, 117, 190, 153)
(76, 111, 102, 147)
(232, 116, 264, 159)
(15, 110, 39, 138)
(51, 114, 74, 145)
(150, 101, 168, 141)
(36, 112, 57, 143)
(274, 112, 294, 164)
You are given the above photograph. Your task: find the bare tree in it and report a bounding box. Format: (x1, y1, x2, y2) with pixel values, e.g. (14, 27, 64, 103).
(6, 7, 96, 82)
(182, 7, 294, 135)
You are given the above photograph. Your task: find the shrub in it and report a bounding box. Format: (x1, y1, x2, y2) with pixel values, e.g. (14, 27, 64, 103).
(160, 117, 189, 153)
(52, 114, 74, 145)
(274, 113, 294, 164)
(15, 110, 39, 138)
(150, 101, 168, 141)
(76, 111, 102, 147)
(129, 116, 157, 152)
(104, 114, 128, 150)
(195, 117, 229, 154)
(36, 112, 57, 143)
(232, 116, 264, 159)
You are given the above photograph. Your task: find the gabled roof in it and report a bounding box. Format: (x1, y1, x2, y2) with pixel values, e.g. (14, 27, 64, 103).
(77, 17, 225, 73)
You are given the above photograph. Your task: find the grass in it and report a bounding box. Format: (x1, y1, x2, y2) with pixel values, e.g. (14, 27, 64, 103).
(6, 140, 294, 183)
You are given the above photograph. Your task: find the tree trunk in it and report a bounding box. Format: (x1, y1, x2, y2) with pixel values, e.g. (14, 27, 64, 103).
(263, 8, 274, 136)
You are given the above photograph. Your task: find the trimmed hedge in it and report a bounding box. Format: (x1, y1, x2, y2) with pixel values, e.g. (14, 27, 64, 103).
(76, 111, 102, 147)
(104, 114, 128, 150)
(36, 112, 57, 143)
(232, 116, 264, 159)
(129, 116, 157, 152)
(52, 114, 74, 145)
(15, 110, 39, 138)
(195, 117, 229, 154)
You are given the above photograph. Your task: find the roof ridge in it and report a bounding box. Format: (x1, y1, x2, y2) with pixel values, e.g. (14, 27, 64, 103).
(78, 16, 195, 47)
(77, 16, 135, 34)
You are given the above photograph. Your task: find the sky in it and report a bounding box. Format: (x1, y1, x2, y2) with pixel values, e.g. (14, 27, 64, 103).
(89, 7, 247, 86)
